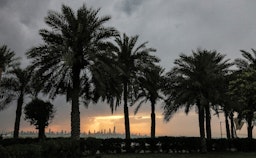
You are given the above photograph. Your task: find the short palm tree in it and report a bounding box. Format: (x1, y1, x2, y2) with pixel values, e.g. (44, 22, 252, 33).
(163, 49, 230, 152)
(0, 45, 18, 81)
(0, 67, 31, 138)
(110, 33, 159, 139)
(134, 65, 164, 138)
(27, 4, 117, 139)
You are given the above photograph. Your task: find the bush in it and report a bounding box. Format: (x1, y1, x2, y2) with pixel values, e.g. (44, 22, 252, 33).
(41, 138, 81, 158)
(6, 144, 41, 158)
(231, 138, 256, 152)
(0, 145, 9, 158)
(0, 138, 38, 147)
(100, 138, 122, 154)
(84, 137, 102, 155)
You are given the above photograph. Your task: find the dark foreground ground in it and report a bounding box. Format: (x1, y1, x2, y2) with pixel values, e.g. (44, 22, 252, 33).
(86, 152, 256, 158)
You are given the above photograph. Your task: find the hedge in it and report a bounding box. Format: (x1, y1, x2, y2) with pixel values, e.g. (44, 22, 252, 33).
(0, 137, 256, 157)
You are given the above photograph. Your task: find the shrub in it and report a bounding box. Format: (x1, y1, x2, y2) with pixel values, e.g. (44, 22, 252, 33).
(84, 137, 102, 155)
(0, 145, 9, 158)
(0, 138, 38, 147)
(100, 138, 122, 154)
(231, 138, 256, 152)
(41, 138, 80, 158)
(6, 144, 41, 158)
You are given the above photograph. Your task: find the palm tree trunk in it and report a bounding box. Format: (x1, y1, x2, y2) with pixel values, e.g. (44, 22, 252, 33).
(230, 112, 235, 139)
(224, 110, 231, 140)
(151, 100, 156, 139)
(38, 124, 46, 140)
(198, 100, 207, 153)
(205, 103, 212, 140)
(0, 67, 2, 81)
(247, 112, 253, 140)
(13, 94, 23, 139)
(71, 67, 80, 140)
(123, 82, 130, 139)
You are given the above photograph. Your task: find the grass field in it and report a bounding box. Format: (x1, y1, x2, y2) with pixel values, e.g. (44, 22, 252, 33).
(87, 152, 256, 158)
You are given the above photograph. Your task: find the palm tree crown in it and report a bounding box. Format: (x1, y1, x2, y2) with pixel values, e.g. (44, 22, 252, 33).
(235, 49, 256, 70)
(163, 49, 230, 119)
(0, 45, 19, 80)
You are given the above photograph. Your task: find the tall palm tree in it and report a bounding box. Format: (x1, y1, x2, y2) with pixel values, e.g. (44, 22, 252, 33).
(110, 33, 159, 139)
(215, 72, 238, 139)
(134, 65, 164, 138)
(163, 49, 230, 152)
(0, 67, 31, 139)
(233, 49, 256, 139)
(0, 45, 18, 81)
(26, 4, 117, 139)
(229, 69, 256, 140)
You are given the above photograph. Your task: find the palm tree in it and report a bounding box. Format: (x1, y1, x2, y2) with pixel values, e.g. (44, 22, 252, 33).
(229, 69, 256, 140)
(110, 33, 159, 139)
(163, 65, 207, 152)
(26, 4, 117, 139)
(215, 72, 239, 139)
(0, 67, 31, 138)
(232, 49, 256, 139)
(0, 45, 18, 81)
(134, 65, 164, 138)
(163, 49, 230, 152)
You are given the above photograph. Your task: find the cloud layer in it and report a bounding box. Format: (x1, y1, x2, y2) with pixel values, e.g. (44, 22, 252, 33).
(1, 0, 256, 137)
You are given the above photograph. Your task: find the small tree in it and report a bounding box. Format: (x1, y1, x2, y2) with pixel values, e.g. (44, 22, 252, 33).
(24, 98, 55, 139)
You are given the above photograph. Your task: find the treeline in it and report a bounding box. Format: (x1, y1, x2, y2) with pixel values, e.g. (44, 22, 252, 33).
(1, 3, 256, 153)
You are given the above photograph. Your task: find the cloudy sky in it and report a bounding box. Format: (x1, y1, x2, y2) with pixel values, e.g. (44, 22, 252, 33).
(1, 0, 256, 138)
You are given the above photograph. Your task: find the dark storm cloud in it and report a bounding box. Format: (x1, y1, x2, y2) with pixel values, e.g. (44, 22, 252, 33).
(0, 0, 8, 8)
(0, 0, 50, 60)
(118, 0, 143, 15)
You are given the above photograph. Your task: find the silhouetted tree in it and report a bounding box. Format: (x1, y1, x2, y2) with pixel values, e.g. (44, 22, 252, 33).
(134, 65, 164, 138)
(229, 70, 256, 139)
(231, 49, 256, 139)
(215, 72, 238, 139)
(26, 4, 117, 139)
(109, 33, 159, 139)
(24, 98, 55, 140)
(163, 49, 230, 152)
(0, 67, 31, 139)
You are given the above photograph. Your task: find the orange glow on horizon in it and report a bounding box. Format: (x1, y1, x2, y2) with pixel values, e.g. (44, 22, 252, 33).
(17, 110, 256, 138)
(79, 114, 164, 135)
